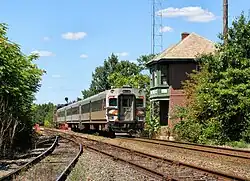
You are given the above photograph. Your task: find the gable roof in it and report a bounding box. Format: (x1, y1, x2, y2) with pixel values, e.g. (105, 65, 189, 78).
(147, 32, 216, 65)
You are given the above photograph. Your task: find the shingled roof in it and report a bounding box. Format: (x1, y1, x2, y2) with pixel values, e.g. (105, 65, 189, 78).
(147, 32, 216, 64)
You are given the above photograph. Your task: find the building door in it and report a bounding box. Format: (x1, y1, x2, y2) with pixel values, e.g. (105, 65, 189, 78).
(159, 100, 169, 125)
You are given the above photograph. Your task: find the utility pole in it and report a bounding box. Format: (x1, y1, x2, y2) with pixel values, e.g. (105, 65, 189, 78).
(223, 0, 228, 44)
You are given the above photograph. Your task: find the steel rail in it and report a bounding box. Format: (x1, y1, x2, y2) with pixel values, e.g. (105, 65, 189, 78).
(44, 128, 250, 180)
(53, 130, 249, 181)
(62, 134, 174, 181)
(0, 136, 59, 181)
(56, 142, 83, 181)
(124, 137, 250, 160)
(84, 143, 171, 180)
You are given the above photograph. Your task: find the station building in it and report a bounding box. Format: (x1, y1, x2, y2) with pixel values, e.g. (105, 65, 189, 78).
(146, 32, 216, 128)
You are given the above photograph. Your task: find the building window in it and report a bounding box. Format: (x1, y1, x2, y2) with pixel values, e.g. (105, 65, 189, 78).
(151, 71, 155, 87)
(160, 64, 169, 85)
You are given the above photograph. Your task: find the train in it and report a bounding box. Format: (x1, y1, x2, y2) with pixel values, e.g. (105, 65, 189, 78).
(53, 85, 146, 137)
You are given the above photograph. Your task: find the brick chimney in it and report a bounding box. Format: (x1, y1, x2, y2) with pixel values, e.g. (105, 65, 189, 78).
(181, 32, 190, 40)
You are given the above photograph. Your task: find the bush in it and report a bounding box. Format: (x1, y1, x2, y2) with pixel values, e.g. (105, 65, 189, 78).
(174, 118, 203, 143)
(172, 13, 250, 146)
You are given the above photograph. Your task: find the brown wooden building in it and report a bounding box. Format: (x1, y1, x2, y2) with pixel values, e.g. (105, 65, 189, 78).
(146, 32, 215, 127)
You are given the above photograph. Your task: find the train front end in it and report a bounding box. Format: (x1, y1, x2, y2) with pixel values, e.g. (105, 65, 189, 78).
(106, 85, 146, 136)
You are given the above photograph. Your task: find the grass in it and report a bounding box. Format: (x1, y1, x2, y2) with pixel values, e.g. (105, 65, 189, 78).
(226, 140, 250, 149)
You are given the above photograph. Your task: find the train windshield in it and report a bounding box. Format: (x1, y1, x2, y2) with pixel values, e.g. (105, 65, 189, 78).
(136, 99, 143, 108)
(109, 98, 117, 107)
(118, 95, 135, 121)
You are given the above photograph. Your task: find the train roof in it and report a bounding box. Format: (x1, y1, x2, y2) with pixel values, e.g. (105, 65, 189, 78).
(56, 86, 145, 112)
(57, 90, 108, 112)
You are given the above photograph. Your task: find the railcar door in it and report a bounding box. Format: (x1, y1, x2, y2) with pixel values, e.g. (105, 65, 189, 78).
(118, 95, 135, 121)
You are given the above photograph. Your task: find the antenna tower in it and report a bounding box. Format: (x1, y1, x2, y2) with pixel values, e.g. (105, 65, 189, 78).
(151, 0, 163, 55)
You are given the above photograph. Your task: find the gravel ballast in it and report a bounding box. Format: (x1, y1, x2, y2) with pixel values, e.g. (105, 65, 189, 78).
(58, 130, 250, 180)
(67, 150, 159, 181)
(13, 138, 79, 181)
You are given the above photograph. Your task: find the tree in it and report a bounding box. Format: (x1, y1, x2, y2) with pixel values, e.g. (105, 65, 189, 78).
(173, 13, 250, 145)
(136, 54, 155, 71)
(33, 102, 56, 126)
(0, 23, 43, 157)
(108, 73, 149, 89)
(65, 97, 68, 103)
(82, 53, 119, 98)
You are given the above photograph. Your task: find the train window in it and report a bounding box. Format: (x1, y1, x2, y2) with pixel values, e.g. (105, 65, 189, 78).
(91, 100, 102, 112)
(109, 98, 117, 107)
(58, 111, 65, 117)
(81, 103, 90, 113)
(66, 108, 72, 116)
(161, 64, 169, 85)
(136, 99, 143, 107)
(71, 107, 79, 115)
(122, 98, 131, 107)
(61, 111, 65, 117)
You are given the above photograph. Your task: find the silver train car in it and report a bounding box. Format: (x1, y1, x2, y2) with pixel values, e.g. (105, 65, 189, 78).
(54, 85, 146, 137)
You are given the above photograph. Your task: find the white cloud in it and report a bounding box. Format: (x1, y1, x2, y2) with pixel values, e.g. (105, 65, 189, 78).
(80, 54, 88, 59)
(157, 7, 216, 22)
(115, 52, 129, 57)
(160, 26, 173, 33)
(43, 37, 50, 41)
(48, 86, 53, 89)
(62, 32, 87, 40)
(52, 74, 61, 78)
(31, 50, 55, 57)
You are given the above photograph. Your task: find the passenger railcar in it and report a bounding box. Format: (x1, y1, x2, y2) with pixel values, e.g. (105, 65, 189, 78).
(54, 85, 146, 137)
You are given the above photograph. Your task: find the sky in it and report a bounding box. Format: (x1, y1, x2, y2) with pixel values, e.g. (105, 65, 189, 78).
(1, 0, 250, 105)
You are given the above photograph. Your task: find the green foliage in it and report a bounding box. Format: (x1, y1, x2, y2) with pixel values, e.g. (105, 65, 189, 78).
(0, 23, 43, 157)
(144, 110, 160, 138)
(226, 140, 250, 148)
(33, 102, 55, 126)
(136, 54, 155, 71)
(173, 13, 250, 145)
(108, 73, 149, 89)
(82, 53, 119, 98)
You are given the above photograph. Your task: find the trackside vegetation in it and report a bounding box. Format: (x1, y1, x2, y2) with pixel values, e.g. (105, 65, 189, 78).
(32, 102, 56, 127)
(0, 23, 44, 157)
(172, 13, 250, 147)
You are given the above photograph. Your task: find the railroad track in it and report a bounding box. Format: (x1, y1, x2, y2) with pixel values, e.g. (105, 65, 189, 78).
(45, 128, 249, 181)
(125, 137, 250, 160)
(1, 135, 82, 181)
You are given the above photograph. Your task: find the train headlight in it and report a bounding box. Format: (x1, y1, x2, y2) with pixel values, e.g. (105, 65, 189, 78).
(108, 116, 114, 120)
